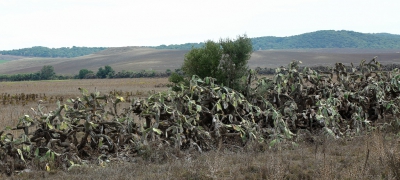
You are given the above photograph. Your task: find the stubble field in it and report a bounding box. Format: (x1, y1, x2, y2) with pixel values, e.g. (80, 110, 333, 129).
(1, 78, 400, 179)
(0, 78, 169, 130)
(1, 48, 399, 75)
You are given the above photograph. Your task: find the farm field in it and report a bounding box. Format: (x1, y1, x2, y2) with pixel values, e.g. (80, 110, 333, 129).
(1, 77, 400, 179)
(0, 78, 169, 129)
(1, 48, 399, 75)
(0, 78, 169, 97)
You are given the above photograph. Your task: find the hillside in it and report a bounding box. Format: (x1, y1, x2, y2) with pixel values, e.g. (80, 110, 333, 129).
(0, 47, 188, 75)
(2, 30, 400, 58)
(1, 30, 400, 75)
(0, 48, 399, 75)
(0, 46, 107, 58)
(156, 30, 400, 50)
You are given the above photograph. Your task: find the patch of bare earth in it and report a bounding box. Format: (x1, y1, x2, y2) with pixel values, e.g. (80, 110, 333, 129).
(1, 48, 399, 75)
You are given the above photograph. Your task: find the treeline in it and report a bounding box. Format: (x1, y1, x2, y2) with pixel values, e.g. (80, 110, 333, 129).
(76, 65, 174, 79)
(0, 46, 107, 58)
(0, 65, 175, 82)
(155, 42, 204, 50)
(1, 63, 400, 82)
(153, 30, 400, 50)
(0, 65, 68, 81)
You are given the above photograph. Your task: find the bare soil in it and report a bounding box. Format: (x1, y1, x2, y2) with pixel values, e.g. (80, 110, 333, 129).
(1, 47, 399, 75)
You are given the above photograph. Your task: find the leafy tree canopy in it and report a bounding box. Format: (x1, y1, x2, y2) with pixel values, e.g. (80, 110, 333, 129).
(182, 34, 252, 91)
(96, 65, 115, 78)
(78, 69, 94, 79)
(40, 65, 56, 80)
(168, 72, 184, 84)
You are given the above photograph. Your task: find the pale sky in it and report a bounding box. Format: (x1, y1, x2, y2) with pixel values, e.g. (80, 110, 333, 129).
(1, 0, 399, 50)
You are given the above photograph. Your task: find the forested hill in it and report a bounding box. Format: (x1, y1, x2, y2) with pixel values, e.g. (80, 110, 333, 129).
(2, 30, 400, 58)
(0, 46, 107, 58)
(251, 30, 400, 49)
(155, 30, 400, 50)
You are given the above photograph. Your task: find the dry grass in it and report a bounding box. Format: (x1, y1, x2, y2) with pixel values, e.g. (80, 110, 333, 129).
(1, 78, 400, 179)
(2, 132, 399, 180)
(0, 78, 169, 135)
(0, 78, 169, 97)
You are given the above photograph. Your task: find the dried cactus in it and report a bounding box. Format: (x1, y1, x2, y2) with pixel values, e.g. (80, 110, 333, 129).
(1, 58, 399, 175)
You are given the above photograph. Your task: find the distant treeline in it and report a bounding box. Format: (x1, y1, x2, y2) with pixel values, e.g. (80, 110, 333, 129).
(1, 63, 400, 82)
(0, 46, 107, 58)
(155, 43, 204, 50)
(154, 30, 400, 50)
(0, 65, 174, 82)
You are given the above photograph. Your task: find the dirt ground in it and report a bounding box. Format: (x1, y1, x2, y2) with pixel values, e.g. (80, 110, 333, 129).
(1, 48, 399, 75)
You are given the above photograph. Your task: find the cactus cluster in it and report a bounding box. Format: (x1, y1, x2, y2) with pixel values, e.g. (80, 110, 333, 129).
(1, 58, 399, 175)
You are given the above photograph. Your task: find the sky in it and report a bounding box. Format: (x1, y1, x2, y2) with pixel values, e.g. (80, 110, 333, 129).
(1, 0, 399, 50)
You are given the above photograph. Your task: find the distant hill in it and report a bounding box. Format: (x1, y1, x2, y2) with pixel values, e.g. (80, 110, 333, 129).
(0, 46, 107, 58)
(2, 30, 400, 58)
(155, 30, 400, 50)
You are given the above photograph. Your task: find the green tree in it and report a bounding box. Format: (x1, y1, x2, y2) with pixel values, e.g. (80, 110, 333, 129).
(182, 40, 222, 80)
(84, 72, 97, 79)
(96, 65, 115, 78)
(181, 34, 252, 90)
(104, 65, 115, 78)
(168, 72, 185, 91)
(219, 34, 253, 89)
(165, 69, 172, 76)
(168, 72, 184, 84)
(78, 69, 93, 79)
(40, 65, 56, 80)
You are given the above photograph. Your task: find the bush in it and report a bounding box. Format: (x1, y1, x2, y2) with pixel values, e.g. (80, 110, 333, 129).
(181, 34, 252, 91)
